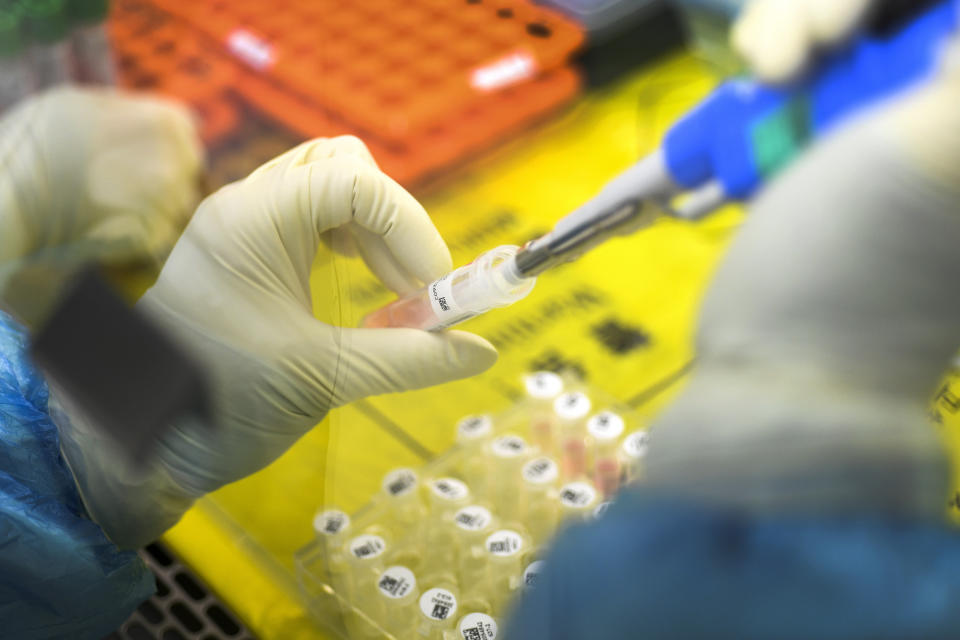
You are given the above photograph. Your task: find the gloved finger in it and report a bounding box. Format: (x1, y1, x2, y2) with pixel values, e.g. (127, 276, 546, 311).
(250, 135, 378, 179)
(320, 225, 360, 258)
(731, 0, 812, 82)
(350, 225, 426, 295)
(326, 327, 498, 405)
(804, 0, 873, 46)
(287, 157, 452, 284)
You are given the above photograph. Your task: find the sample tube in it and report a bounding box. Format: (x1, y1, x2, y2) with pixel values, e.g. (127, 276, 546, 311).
(586, 411, 626, 498)
(484, 529, 526, 614)
(313, 508, 351, 540)
(457, 612, 499, 640)
(619, 430, 650, 485)
(25, 0, 73, 90)
(344, 533, 389, 603)
(68, 0, 116, 84)
(312, 508, 351, 578)
(519, 456, 559, 546)
(521, 559, 545, 591)
(0, 6, 32, 113)
(523, 371, 564, 453)
(557, 481, 599, 523)
(376, 565, 419, 637)
(452, 505, 495, 605)
(383, 468, 424, 524)
(417, 586, 459, 639)
(423, 477, 471, 579)
(429, 477, 471, 518)
(488, 434, 529, 522)
(456, 414, 494, 494)
(362, 245, 536, 331)
(553, 392, 592, 480)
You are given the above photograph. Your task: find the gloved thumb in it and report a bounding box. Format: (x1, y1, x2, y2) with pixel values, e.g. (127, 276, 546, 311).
(325, 327, 498, 405)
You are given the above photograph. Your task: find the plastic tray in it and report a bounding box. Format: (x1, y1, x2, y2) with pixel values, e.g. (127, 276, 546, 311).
(294, 373, 649, 639)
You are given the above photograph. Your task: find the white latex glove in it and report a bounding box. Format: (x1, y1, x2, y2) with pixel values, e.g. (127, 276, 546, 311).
(0, 87, 203, 325)
(644, 35, 960, 517)
(731, 0, 876, 81)
(55, 136, 498, 549)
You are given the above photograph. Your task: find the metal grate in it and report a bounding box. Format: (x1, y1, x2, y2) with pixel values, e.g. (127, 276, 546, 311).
(103, 542, 257, 640)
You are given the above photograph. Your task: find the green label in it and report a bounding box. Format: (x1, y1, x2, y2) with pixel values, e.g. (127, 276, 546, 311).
(750, 97, 812, 179)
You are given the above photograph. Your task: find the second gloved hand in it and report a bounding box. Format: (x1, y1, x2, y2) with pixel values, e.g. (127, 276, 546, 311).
(56, 137, 498, 549)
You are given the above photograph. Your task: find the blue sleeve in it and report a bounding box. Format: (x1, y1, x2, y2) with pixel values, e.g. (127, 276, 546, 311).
(506, 490, 960, 639)
(0, 311, 154, 639)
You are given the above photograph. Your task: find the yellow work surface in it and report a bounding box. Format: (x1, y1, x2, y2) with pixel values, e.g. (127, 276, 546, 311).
(158, 49, 960, 639)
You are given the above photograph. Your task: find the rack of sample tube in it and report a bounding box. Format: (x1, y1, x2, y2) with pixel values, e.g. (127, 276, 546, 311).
(294, 371, 649, 639)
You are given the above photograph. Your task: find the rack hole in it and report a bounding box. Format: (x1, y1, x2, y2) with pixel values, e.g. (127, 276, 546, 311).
(526, 22, 551, 37)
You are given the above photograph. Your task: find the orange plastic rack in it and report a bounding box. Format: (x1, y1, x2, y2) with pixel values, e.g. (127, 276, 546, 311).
(235, 64, 580, 185)
(108, 0, 582, 186)
(110, 0, 240, 145)
(145, 0, 586, 143)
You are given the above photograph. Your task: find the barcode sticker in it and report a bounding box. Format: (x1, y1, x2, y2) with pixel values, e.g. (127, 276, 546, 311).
(431, 477, 470, 502)
(454, 505, 492, 532)
(622, 430, 650, 459)
(559, 482, 596, 508)
(457, 415, 493, 440)
(522, 457, 558, 484)
(523, 560, 545, 589)
(312, 509, 349, 537)
(485, 529, 523, 557)
(377, 566, 416, 599)
(587, 411, 625, 441)
(491, 434, 528, 458)
(524, 371, 563, 399)
(459, 612, 498, 640)
(383, 468, 418, 497)
(554, 392, 591, 421)
(419, 587, 457, 622)
(349, 534, 386, 560)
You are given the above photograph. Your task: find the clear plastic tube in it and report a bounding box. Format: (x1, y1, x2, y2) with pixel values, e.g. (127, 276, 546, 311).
(523, 371, 564, 452)
(417, 586, 459, 638)
(452, 504, 495, 610)
(376, 565, 419, 636)
(557, 481, 598, 523)
(553, 392, 592, 481)
(456, 414, 493, 494)
(457, 612, 499, 640)
(618, 430, 649, 486)
(362, 245, 536, 331)
(344, 533, 389, 604)
(520, 456, 559, 546)
(483, 529, 526, 613)
(586, 411, 625, 498)
(488, 434, 529, 522)
(423, 477, 470, 580)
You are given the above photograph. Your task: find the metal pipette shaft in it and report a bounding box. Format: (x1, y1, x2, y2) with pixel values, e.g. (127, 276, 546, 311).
(512, 151, 680, 278)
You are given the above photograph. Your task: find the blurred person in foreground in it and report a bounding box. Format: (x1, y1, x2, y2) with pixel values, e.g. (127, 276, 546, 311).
(508, 0, 960, 637)
(0, 0, 958, 638)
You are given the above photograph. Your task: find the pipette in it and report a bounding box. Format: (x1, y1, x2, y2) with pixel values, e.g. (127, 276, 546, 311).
(362, 0, 958, 331)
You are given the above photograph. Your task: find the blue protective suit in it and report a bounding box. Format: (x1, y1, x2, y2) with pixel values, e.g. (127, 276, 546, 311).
(0, 311, 153, 639)
(507, 491, 960, 639)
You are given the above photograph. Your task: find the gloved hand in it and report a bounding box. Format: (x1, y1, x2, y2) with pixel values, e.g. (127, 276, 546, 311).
(55, 136, 498, 549)
(731, 0, 877, 81)
(643, 27, 960, 515)
(0, 87, 203, 326)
